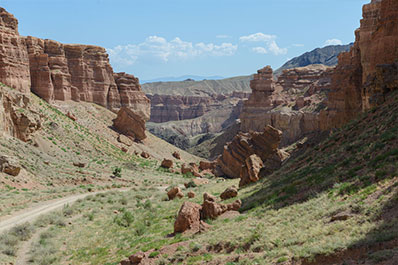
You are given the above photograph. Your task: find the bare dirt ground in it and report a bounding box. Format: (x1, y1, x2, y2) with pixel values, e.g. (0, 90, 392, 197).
(0, 189, 128, 234)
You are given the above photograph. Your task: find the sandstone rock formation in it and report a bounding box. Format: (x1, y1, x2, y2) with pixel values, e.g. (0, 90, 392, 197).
(217, 125, 287, 180)
(201, 193, 241, 220)
(173, 193, 242, 234)
(0, 8, 150, 143)
(239, 154, 264, 187)
(0, 8, 31, 93)
(174, 202, 202, 234)
(220, 186, 238, 200)
(187, 191, 196, 198)
(0, 155, 21, 176)
(240, 65, 333, 146)
(320, 0, 398, 129)
(0, 85, 41, 141)
(172, 151, 181, 160)
(167, 187, 184, 200)
(161, 159, 173, 169)
(113, 108, 147, 141)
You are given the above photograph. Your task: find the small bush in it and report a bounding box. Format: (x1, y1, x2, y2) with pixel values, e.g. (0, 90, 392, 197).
(113, 167, 122, 178)
(149, 251, 160, 258)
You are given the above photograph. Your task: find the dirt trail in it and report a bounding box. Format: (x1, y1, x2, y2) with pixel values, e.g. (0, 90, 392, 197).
(0, 188, 129, 234)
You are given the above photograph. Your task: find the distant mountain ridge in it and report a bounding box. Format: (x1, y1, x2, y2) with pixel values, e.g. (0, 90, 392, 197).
(275, 43, 353, 75)
(142, 75, 225, 84)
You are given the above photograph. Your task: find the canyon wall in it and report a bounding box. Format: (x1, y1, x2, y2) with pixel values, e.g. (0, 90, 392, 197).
(240, 65, 333, 146)
(320, 0, 398, 129)
(0, 7, 150, 141)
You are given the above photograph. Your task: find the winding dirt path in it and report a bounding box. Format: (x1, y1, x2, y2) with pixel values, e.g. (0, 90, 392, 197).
(0, 188, 129, 234)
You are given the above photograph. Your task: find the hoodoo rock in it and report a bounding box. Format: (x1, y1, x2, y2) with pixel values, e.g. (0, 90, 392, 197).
(320, 0, 398, 129)
(217, 125, 287, 180)
(240, 65, 332, 146)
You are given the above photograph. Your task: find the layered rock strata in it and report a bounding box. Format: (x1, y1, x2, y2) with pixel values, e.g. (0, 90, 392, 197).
(216, 125, 288, 180)
(320, 0, 398, 129)
(0, 7, 150, 141)
(240, 65, 332, 146)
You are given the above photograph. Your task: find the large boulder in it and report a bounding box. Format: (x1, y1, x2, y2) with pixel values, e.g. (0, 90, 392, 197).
(0, 155, 21, 176)
(239, 154, 264, 187)
(220, 186, 238, 200)
(113, 107, 147, 141)
(174, 202, 202, 233)
(161, 159, 173, 169)
(217, 125, 288, 185)
(167, 187, 184, 200)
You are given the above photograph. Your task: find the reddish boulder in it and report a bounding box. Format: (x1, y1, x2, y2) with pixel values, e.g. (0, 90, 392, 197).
(129, 252, 145, 264)
(140, 152, 150, 159)
(161, 159, 173, 169)
(199, 161, 215, 171)
(174, 202, 202, 233)
(113, 107, 147, 141)
(201, 192, 241, 220)
(239, 154, 264, 187)
(181, 163, 201, 177)
(220, 186, 238, 200)
(188, 191, 196, 198)
(66, 111, 77, 121)
(172, 151, 181, 160)
(167, 187, 184, 200)
(217, 125, 286, 182)
(0, 155, 21, 176)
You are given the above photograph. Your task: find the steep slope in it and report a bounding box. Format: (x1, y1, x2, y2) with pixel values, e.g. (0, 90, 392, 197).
(275, 43, 353, 75)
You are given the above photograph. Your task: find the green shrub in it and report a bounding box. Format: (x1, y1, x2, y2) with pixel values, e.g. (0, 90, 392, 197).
(113, 167, 122, 178)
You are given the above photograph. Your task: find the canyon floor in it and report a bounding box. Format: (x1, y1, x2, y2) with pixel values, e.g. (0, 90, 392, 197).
(2, 82, 398, 265)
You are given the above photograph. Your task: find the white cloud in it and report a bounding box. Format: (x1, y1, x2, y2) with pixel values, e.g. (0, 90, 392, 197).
(252, 47, 268, 54)
(108, 36, 238, 66)
(240, 32, 287, 55)
(240, 33, 276, 42)
(324, 39, 343, 46)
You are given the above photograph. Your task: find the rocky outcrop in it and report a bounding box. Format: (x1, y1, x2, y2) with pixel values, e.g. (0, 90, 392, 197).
(113, 107, 148, 141)
(240, 65, 332, 146)
(321, 0, 398, 129)
(0, 8, 150, 142)
(239, 154, 264, 187)
(217, 125, 287, 180)
(173, 193, 242, 234)
(220, 186, 238, 200)
(174, 202, 202, 233)
(0, 85, 41, 141)
(148, 94, 212, 123)
(161, 159, 173, 169)
(0, 155, 21, 176)
(0, 8, 31, 93)
(167, 187, 184, 200)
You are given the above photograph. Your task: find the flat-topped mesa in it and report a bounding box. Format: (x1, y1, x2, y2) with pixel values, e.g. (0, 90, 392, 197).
(0, 8, 31, 93)
(321, 0, 398, 130)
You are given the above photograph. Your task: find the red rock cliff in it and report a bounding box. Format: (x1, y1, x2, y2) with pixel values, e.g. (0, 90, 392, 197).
(0, 8, 30, 93)
(321, 0, 398, 129)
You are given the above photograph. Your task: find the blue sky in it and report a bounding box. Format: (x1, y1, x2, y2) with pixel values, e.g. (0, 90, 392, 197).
(2, 0, 369, 80)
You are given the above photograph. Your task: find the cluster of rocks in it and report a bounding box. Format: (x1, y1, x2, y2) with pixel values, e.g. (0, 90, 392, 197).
(216, 125, 289, 186)
(174, 190, 240, 234)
